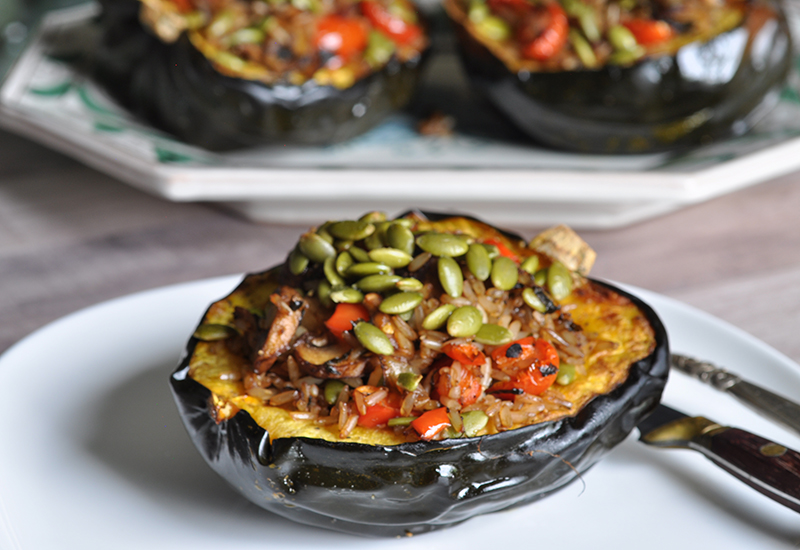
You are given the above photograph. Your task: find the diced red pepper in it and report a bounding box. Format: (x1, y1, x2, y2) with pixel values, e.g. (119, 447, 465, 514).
(315, 15, 369, 60)
(489, 337, 559, 399)
(355, 386, 402, 427)
(622, 18, 674, 46)
(361, 0, 422, 45)
(435, 360, 484, 407)
(325, 303, 370, 339)
(411, 407, 451, 440)
(482, 238, 520, 264)
(171, 0, 194, 13)
(491, 336, 554, 370)
(521, 2, 569, 61)
(442, 341, 486, 366)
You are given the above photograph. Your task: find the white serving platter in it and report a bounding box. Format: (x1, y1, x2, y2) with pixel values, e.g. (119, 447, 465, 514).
(3, 2, 800, 228)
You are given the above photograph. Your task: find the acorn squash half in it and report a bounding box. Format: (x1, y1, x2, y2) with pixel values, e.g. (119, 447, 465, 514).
(92, 0, 429, 151)
(444, 0, 792, 153)
(169, 211, 669, 536)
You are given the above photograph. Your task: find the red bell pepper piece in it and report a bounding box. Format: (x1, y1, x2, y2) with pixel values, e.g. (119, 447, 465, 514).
(315, 15, 369, 59)
(489, 337, 559, 399)
(482, 237, 520, 263)
(411, 407, 451, 440)
(442, 341, 486, 366)
(172, 0, 194, 13)
(435, 361, 483, 407)
(361, 0, 422, 45)
(622, 18, 674, 46)
(355, 386, 402, 427)
(521, 2, 569, 61)
(325, 303, 370, 339)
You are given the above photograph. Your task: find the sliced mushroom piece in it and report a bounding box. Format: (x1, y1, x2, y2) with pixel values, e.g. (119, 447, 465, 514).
(254, 286, 308, 373)
(294, 337, 368, 379)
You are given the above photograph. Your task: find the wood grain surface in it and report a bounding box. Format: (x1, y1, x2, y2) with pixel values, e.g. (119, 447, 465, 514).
(2, 128, 800, 366)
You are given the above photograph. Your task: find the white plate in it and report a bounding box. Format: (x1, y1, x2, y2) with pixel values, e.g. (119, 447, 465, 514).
(3, 4, 800, 228)
(1, 275, 799, 549)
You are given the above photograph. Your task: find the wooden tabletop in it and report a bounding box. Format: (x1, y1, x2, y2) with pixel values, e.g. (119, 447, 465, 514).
(2, 126, 800, 366)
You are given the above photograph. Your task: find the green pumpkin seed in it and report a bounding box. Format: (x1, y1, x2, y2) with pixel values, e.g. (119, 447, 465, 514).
(359, 211, 387, 223)
(443, 426, 462, 439)
(608, 24, 638, 51)
(193, 323, 236, 341)
(226, 27, 265, 45)
(438, 256, 463, 298)
(316, 226, 334, 244)
(347, 262, 392, 277)
(379, 292, 423, 315)
(386, 223, 416, 256)
(520, 255, 540, 274)
(288, 248, 309, 275)
(355, 274, 403, 292)
(387, 416, 416, 427)
(461, 410, 489, 437)
(475, 14, 511, 41)
(349, 246, 371, 263)
(396, 277, 423, 292)
(330, 287, 364, 304)
(317, 279, 333, 308)
(417, 233, 469, 257)
(364, 230, 384, 251)
(569, 28, 598, 68)
(334, 239, 353, 252)
(369, 247, 413, 268)
(608, 46, 645, 65)
(421, 304, 456, 330)
(556, 363, 576, 386)
(374, 221, 391, 241)
(397, 372, 423, 392)
(466, 243, 491, 281)
(522, 287, 547, 313)
(335, 251, 354, 277)
(474, 323, 513, 346)
(328, 220, 375, 241)
(392, 217, 414, 228)
(534, 268, 548, 286)
(354, 321, 394, 355)
(365, 29, 395, 68)
(324, 256, 345, 287)
(447, 306, 483, 338)
(548, 261, 573, 300)
(482, 243, 500, 259)
(299, 232, 336, 263)
(324, 380, 346, 405)
(491, 256, 518, 291)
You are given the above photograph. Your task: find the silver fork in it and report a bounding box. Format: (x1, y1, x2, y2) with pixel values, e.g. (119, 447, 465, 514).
(671, 353, 800, 438)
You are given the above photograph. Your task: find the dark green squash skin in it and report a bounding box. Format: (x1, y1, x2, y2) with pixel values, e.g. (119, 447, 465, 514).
(169, 214, 669, 536)
(91, 0, 427, 151)
(449, 0, 792, 154)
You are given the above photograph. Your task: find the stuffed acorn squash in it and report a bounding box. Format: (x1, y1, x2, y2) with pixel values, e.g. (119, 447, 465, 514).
(92, 0, 429, 150)
(444, 0, 792, 153)
(170, 211, 668, 536)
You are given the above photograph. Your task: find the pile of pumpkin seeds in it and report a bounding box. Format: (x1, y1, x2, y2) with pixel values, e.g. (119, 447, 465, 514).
(288, 212, 576, 355)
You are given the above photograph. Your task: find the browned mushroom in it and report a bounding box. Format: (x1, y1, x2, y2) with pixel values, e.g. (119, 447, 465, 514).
(293, 335, 368, 379)
(254, 286, 308, 373)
